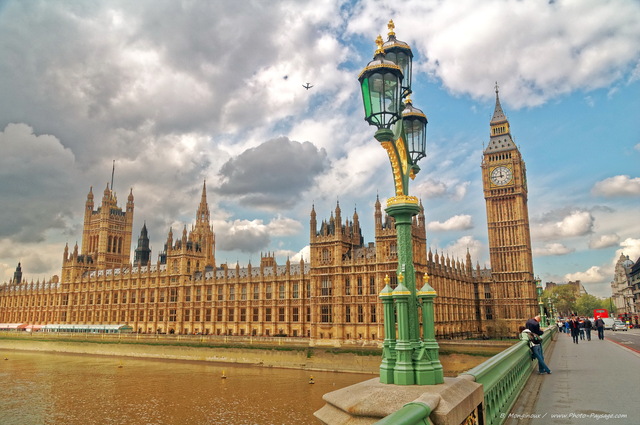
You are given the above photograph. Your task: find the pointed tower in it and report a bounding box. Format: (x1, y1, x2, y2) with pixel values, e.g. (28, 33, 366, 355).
(310, 204, 317, 242)
(191, 181, 215, 268)
(481, 83, 537, 333)
(134, 222, 151, 266)
(77, 182, 134, 271)
(13, 262, 22, 284)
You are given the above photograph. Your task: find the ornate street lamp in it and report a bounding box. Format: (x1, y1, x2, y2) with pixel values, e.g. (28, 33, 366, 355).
(535, 278, 546, 327)
(383, 19, 413, 99)
(402, 97, 427, 167)
(358, 35, 403, 132)
(360, 21, 442, 386)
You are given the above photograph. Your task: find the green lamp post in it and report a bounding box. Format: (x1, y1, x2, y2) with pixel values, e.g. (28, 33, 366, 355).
(535, 278, 546, 327)
(359, 20, 443, 386)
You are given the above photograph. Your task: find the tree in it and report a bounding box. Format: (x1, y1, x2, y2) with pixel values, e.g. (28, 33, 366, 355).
(600, 298, 617, 315)
(543, 285, 578, 317)
(575, 294, 602, 316)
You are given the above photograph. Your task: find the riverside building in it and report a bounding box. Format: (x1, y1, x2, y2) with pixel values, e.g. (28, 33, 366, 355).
(0, 90, 538, 340)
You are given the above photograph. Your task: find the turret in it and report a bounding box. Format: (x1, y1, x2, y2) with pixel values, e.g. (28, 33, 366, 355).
(310, 204, 317, 240)
(13, 262, 22, 284)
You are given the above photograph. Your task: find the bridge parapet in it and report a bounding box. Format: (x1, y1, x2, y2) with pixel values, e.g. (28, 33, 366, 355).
(460, 327, 556, 425)
(315, 327, 557, 425)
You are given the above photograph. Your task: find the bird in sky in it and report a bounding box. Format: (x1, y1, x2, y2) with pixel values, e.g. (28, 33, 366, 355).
(302, 83, 313, 90)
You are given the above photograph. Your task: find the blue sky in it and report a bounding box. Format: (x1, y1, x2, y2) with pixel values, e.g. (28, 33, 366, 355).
(0, 0, 638, 298)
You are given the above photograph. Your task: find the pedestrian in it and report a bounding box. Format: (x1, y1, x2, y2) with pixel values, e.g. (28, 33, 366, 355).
(579, 318, 585, 340)
(520, 325, 551, 375)
(564, 320, 570, 334)
(595, 317, 605, 340)
(584, 317, 592, 341)
(569, 316, 580, 344)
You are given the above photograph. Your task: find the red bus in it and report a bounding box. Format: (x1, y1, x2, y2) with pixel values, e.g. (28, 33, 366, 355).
(593, 309, 609, 320)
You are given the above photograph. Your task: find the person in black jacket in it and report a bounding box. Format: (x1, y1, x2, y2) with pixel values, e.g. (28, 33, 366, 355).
(525, 315, 543, 336)
(569, 316, 580, 343)
(520, 323, 551, 375)
(584, 317, 593, 341)
(594, 317, 605, 340)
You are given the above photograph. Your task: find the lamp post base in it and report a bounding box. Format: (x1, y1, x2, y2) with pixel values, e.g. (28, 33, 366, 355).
(314, 377, 482, 425)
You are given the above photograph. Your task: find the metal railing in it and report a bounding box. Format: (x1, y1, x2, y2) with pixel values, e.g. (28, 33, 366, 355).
(461, 327, 556, 425)
(373, 327, 556, 425)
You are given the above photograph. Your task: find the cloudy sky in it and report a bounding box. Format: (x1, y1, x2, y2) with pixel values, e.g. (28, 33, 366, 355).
(1, 0, 639, 298)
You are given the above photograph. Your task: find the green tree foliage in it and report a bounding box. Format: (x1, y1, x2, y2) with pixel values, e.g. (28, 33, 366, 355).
(600, 298, 616, 315)
(543, 285, 578, 317)
(575, 294, 602, 316)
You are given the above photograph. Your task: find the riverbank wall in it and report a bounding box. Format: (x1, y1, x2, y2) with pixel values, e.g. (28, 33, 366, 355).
(0, 334, 512, 375)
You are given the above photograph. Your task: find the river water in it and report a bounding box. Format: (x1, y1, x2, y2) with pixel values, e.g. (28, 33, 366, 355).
(0, 350, 371, 425)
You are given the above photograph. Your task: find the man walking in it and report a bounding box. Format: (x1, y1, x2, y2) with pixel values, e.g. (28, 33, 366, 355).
(584, 317, 592, 341)
(569, 316, 580, 344)
(595, 317, 605, 340)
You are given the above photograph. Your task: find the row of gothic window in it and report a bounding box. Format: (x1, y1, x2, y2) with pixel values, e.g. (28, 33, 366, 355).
(488, 152, 512, 162)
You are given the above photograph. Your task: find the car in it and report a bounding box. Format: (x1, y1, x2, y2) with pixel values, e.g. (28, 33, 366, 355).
(612, 321, 628, 331)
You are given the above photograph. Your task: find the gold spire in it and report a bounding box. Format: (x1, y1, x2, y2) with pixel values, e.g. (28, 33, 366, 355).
(375, 34, 384, 55)
(387, 19, 395, 37)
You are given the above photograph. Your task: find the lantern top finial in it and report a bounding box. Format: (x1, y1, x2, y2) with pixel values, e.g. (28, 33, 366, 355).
(387, 20, 395, 37)
(375, 34, 384, 55)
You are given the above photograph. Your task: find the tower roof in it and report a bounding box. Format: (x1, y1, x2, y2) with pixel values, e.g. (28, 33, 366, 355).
(490, 83, 507, 125)
(484, 83, 517, 154)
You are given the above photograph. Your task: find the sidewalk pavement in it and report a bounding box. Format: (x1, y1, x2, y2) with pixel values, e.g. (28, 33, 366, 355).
(505, 328, 640, 425)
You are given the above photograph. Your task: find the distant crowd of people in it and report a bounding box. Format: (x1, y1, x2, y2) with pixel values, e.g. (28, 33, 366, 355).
(519, 314, 613, 377)
(557, 316, 606, 342)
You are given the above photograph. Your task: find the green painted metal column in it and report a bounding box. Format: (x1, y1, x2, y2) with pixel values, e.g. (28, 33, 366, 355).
(392, 273, 415, 385)
(417, 273, 444, 385)
(536, 278, 546, 327)
(380, 276, 397, 384)
(386, 202, 422, 343)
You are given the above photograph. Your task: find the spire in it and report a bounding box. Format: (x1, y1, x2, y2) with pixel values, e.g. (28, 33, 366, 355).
(127, 188, 134, 211)
(13, 262, 22, 284)
(490, 82, 507, 125)
(196, 180, 210, 224)
(485, 82, 515, 154)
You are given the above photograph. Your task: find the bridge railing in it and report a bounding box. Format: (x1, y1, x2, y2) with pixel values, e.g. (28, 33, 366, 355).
(460, 327, 556, 425)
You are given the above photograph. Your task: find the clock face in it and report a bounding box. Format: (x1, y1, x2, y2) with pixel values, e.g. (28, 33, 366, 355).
(490, 166, 513, 186)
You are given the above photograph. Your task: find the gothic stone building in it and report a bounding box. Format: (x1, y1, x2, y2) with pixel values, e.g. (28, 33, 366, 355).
(0, 90, 537, 340)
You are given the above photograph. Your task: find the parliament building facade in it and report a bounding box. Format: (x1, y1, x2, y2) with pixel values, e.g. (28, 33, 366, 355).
(0, 90, 538, 340)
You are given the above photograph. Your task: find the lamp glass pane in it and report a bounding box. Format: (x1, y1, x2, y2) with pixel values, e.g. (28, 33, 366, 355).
(361, 78, 372, 119)
(383, 73, 399, 115)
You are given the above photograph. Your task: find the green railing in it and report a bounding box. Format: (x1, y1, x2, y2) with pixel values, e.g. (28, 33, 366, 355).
(460, 327, 556, 425)
(373, 328, 556, 425)
(374, 402, 432, 425)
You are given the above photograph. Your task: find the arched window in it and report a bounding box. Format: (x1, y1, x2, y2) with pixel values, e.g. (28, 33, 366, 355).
(322, 248, 330, 262)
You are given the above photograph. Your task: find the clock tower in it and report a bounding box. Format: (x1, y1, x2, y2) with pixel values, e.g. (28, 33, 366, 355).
(481, 84, 537, 333)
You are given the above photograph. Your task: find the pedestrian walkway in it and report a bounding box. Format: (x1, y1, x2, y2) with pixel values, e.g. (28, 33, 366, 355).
(506, 328, 640, 425)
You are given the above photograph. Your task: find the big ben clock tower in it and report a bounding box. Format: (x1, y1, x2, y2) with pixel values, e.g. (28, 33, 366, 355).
(481, 84, 537, 334)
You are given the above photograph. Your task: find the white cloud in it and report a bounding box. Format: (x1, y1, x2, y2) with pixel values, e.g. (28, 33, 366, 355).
(0, 123, 79, 241)
(415, 179, 447, 198)
(442, 235, 482, 263)
(565, 265, 607, 284)
(615, 238, 640, 263)
(533, 210, 594, 240)
(348, 0, 640, 108)
(291, 245, 310, 263)
(592, 175, 640, 197)
(589, 234, 620, 249)
(427, 215, 473, 231)
(267, 216, 304, 237)
(534, 243, 574, 257)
